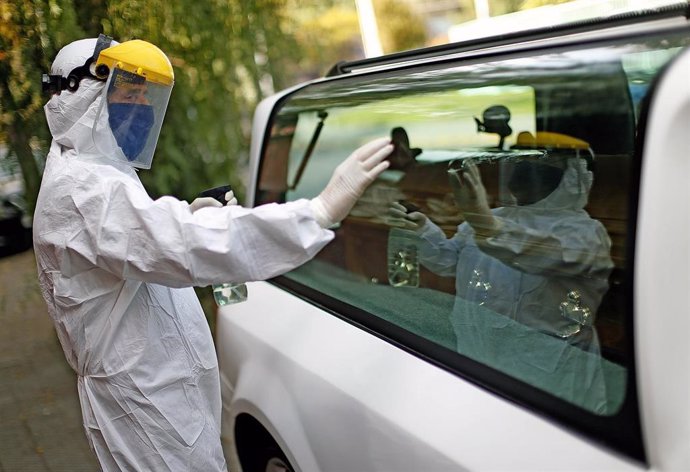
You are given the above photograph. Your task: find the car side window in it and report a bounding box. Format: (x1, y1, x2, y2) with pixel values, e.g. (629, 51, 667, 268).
(256, 34, 687, 417)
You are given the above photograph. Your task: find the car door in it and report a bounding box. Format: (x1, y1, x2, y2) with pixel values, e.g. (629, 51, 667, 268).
(217, 6, 690, 471)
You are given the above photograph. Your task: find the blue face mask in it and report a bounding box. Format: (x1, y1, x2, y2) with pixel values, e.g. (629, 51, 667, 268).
(108, 103, 155, 161)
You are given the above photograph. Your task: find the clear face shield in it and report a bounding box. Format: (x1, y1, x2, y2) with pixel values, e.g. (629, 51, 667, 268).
(93, 67, 172, 169)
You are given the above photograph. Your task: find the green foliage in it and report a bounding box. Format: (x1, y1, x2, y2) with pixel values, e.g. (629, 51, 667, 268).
(89, 0, 304, 202)
(0, 0, 85, 213)
(72, 0, 108, 36)
(0, 0, 315, 209)
(373, 0, 427, 54)
(291, 4, 361, 78)
(520, 0, 574, 9)
(488, 0, 523, 15)
(1, 0, 317, 325)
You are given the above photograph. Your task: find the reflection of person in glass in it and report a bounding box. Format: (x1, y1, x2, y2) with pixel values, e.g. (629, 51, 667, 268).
(389, 147, 615, 412)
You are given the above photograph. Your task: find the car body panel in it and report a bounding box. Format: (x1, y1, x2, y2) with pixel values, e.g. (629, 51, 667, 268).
(635, 47, 690, 471)
(218, 281, 642, 471)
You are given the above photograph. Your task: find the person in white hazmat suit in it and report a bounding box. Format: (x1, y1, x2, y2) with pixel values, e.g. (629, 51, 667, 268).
(34, 36, 392, 471)
(388, 144, 615, 413)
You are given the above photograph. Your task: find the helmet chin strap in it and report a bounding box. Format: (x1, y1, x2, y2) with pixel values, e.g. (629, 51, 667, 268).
(42, 34, 113, 95)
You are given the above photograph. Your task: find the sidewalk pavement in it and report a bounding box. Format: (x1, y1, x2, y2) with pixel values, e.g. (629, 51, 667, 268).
(0, 249, 98, 471)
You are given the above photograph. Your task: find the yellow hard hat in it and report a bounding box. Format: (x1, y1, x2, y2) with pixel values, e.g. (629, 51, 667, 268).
(95, 39, 174, 86)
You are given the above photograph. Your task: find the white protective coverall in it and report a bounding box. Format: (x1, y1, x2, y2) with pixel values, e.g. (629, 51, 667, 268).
(415, 157, 616, 413)
(34, 39, 390, 471)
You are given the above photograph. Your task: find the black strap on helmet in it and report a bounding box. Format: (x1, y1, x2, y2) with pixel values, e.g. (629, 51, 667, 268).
(42, 34, 113, 95)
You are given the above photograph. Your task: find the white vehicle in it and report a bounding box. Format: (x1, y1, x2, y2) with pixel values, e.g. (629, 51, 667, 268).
(217, 4, 690, 471)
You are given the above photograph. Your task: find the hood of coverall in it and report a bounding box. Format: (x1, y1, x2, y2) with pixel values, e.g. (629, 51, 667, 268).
(44, 38, 119, 157)
(523, 157, 593, 211)
(496, 156, 593, 212)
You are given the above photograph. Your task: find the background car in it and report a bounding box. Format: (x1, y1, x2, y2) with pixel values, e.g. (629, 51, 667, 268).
(217, 4, 690, 471)
(0, 150, 32, 256)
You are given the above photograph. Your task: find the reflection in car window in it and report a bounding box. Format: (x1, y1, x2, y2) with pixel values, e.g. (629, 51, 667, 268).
(256, 33, 688, 415)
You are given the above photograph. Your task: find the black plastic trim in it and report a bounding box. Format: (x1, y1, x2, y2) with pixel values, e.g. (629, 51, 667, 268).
(327, 2, 689, 76)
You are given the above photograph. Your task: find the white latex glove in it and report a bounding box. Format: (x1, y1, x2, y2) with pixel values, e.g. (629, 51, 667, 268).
(387, 201, 428, 231)
(190, 190, 238, 213)
(448, 160, 499, 237)
(224, 190, 238, 206)
(190, 197, 222, 212)
(311, 137, 393, 227)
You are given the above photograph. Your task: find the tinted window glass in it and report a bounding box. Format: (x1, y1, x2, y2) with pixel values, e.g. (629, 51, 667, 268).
(256, 34, 687, 415)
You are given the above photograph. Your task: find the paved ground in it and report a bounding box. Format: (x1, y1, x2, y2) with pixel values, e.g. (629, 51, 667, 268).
(0, 249, 99, 471)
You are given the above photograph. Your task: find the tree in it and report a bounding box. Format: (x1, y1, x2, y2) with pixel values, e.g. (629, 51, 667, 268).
(0, 0, 371, 328)
(0, 0, 308, 212)
(0, 0, 85, 214)
(290, 4, 362, 80)
(1, 0, 313, 327)
(373, 0, 427, 54)
(520, 0, 574, 9)
(100, 0, 307, 202)
(489, 0, 523, 15)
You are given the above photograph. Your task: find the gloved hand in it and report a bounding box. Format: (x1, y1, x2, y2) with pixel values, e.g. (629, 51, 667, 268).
(310, 137, 393, 227)
(448, 160, 498, 237)
(223, 190, 238, 206)
(190, 190, 238, 213)
(190, 197, 222, 212)
(387, 201, 428, 231)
